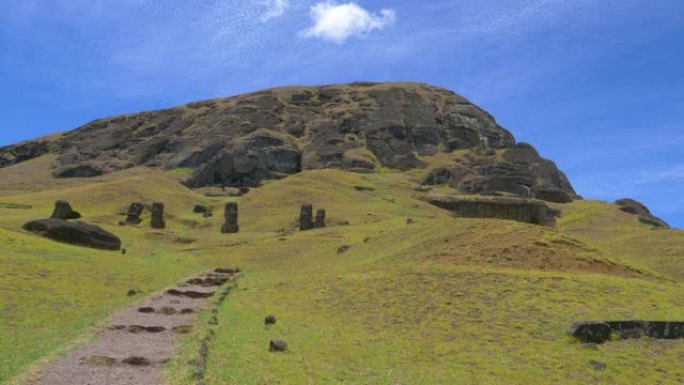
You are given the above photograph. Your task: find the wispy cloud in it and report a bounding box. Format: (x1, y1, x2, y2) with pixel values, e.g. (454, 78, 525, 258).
(259, 0, 289, 22)
(301, 1, 396, 43)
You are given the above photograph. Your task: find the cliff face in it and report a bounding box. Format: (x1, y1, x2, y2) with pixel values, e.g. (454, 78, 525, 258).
(0, 82, 576, 200)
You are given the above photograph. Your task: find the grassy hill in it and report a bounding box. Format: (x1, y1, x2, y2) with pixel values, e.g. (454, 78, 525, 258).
(1, 155, 683, 385)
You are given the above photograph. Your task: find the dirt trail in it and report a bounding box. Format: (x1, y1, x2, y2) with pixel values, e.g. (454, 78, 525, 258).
(32, 269, 238, 385)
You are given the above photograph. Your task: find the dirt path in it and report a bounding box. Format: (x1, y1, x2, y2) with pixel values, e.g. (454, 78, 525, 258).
(32, 268, 238, 385)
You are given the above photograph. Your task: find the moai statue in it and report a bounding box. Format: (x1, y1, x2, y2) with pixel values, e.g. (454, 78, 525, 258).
(51, 200, 81, 220)
(314, 208, 326, 229)
(151, 202, 166, 229)
(125, 202, 144, 224)
(299, 204, 314, 231)
(221, 202, 239, 234)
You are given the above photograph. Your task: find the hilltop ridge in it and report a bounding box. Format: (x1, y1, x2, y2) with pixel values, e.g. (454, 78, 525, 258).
(0, 82, 577, 203)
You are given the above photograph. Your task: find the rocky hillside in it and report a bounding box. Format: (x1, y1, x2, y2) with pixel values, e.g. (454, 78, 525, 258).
(1, 82, 577, 201)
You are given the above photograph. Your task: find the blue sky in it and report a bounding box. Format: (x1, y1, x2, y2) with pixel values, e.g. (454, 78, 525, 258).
(1, 0, 683, 227)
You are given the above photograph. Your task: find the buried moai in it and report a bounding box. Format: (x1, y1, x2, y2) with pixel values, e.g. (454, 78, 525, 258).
(151, 202, 166, 229)
(314, 209, 326, 228)
(299, 204, 314, 231)
(125, 202, 144, 224)
(51, 200, 81, 220)
(221, 202, 239, 233)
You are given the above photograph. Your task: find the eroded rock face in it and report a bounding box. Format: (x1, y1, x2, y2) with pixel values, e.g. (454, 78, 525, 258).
(615, 198, 670, 229)
(0, 82, 525, 188)
(22, 218, 121, 250)
(421, 143, 577, 202)
(426, 195, 558, 227)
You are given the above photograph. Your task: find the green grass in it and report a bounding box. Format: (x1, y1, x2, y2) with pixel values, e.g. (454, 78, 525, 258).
(1, 158, 683, 384)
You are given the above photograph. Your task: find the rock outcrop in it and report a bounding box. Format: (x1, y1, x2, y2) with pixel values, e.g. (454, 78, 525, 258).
(426, 195, 559, 227)
(22, 218, 121, 250)
(421, 143, 577, 202)
(0, 83, 563, 191)
(615, 198, 669, 229)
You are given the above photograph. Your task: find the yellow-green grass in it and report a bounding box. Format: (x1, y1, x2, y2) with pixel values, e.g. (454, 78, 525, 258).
(1, 156, 683, 384)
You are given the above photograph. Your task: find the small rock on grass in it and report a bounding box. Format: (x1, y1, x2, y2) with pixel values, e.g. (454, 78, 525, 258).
(337, 245, 350, 254)
(265, 315, 276, 325)
(269, 340, 288, 352)
(589, 360, 607, 370)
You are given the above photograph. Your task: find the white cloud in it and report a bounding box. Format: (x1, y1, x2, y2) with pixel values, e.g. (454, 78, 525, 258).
(301, 1, 396, 43)
(259, 0, 289, 22)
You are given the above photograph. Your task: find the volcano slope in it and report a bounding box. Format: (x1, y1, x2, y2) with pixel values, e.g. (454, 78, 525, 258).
(0, 83, 683, 385)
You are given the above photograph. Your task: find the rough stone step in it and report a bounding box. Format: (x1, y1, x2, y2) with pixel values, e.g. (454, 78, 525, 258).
(166, 289, 215, 298)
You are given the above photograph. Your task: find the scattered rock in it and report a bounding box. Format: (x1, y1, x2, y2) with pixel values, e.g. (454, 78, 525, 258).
(354, 185, 375, 191)
(22, 218, 121, 250)
(265, 315, 276, 325)
(314, 209, 326, 229)
(615, 198, 669, 229)
(180, 308, 195, 314)
(406, 218, 415, 225)
(300, 204, 314, 231)
(337, 245, 350, 254)
(122, 356, 151, 366)
(125, 202, 144, 224)
(108, 325, 126, 330)
(193, 205, 210, 214)
(589, 360, 607, 370)
(138, 307, 155, 313)
(50, 200, 81, 220)
(215, 267, 239, 274)
(221, 202, 239, 234)
(269, 340, 288, 352)
(151, 202, 166, 229)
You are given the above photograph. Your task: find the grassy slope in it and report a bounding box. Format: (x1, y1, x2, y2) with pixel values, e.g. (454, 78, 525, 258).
(1, 157, 683, 384)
